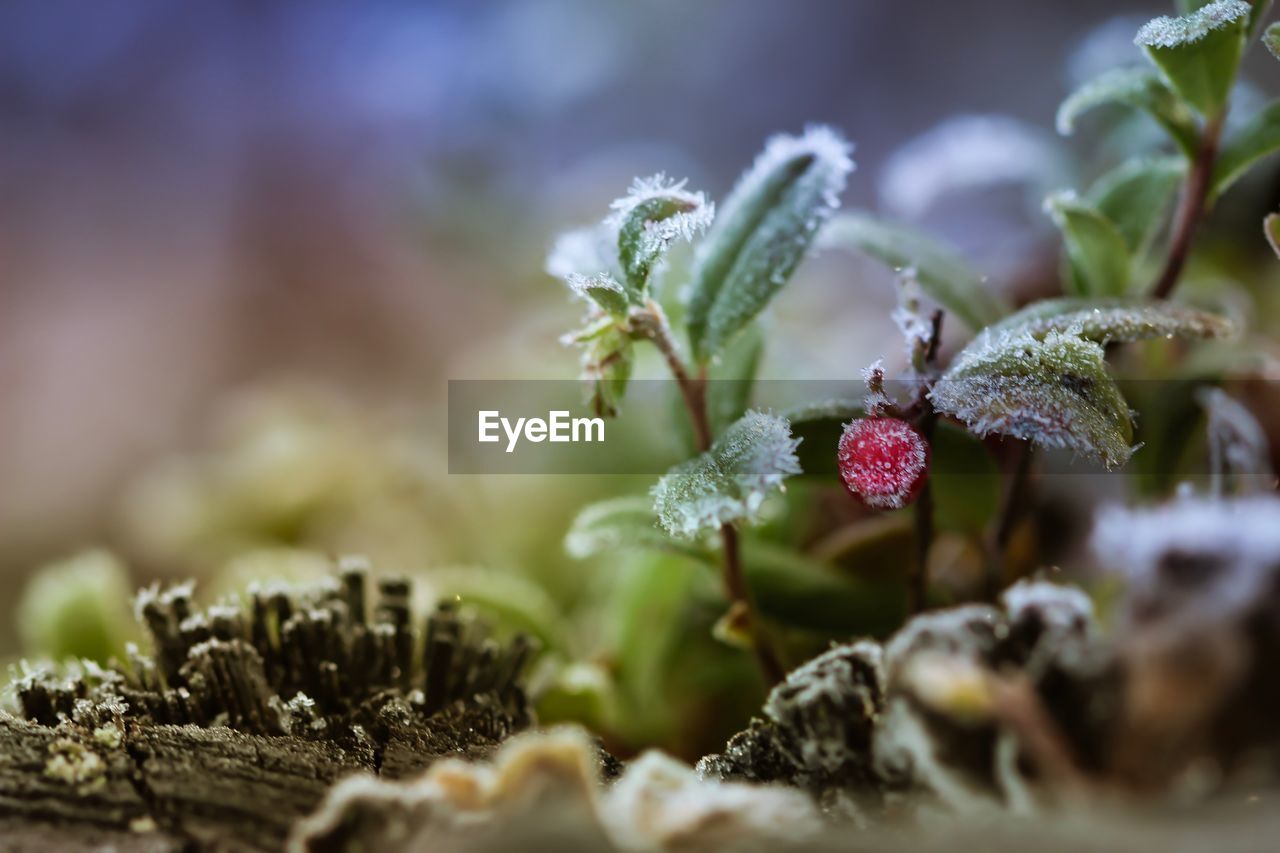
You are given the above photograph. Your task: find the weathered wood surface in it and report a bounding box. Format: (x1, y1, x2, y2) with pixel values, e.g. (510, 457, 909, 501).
(0, 698, 522, 852)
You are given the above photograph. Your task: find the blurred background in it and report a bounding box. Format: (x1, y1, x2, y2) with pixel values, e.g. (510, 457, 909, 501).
(2, 0, 1278, 758)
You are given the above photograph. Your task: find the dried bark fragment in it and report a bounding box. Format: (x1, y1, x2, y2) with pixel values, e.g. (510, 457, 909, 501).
(0, 566, 538, 851)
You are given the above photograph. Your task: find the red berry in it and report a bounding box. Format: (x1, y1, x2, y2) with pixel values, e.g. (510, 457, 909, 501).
(837, 417, 930, 509)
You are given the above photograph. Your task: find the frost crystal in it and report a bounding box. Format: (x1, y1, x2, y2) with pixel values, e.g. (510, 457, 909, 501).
(879, 115, 1069, 219)
(837, 418, 930, 510)
(931, 330, 1135, 468)
(607, 173, 714, 259)
(932, 299, 1232, 467)
(1134, 0, 1250, 48)
(686, 125, 854, 359)
(652, 410, 802, 538)
(861, 358, 891, 415)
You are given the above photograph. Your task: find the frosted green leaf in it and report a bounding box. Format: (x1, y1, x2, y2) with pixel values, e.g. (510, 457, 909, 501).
(1085, 157, 1184, 253)
(979, 297, 1234, 345)
(610, 174, 713, 302)
(931, 331, 1134, 468)
(686, 126, 854, 362)
(781, 398, 865, 425)
(935, 300, 1231, 467)
(563, 318, 633, 418)
(1176, 0, 1272, 36)
(818, 212, 1009, 331)
(565, 496, 703, 559)
(652, 410, 802, 538)
(1044, 192, 1131, 297)
(705, 323, 764, 438)
(1056, 67, 1199, 157)
(566, 273, 629, 319)
(1266, 213, 1280, 258)
(1211, 100, 1280, 198)
(1135, 0, 1250, 118)
(1266, 22, 1280, 59)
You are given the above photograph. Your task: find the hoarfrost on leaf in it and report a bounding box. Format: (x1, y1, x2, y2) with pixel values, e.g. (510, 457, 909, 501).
(1043, 191, 1131, 297)
(931, 330, 1135, 468)
(564, 496, 701, 559)
(933, 298, 1231, 467)
(609, 174, 713, 301)
(685, 125, 854, 361)
(878, 115, 1071, 220)
(977, 297, 1234, 346)
(1266, 22, 1280, 60)
(566, 272, 629, 319)
(1134, 0, 1250, 117)
(1134, 0, 1250, 49)
(652, 410, 802, 538)
(1055, 67, 1199, 157)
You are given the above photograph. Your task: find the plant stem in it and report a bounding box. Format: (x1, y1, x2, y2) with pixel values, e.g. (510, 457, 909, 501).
(636, 303, 711, 450)
(910, 408, 936, 615)
(908, 309, 944, 615)
(719, 522, 786, 685)
(1150, 112, 1225, 301)
(634, 303, 785, 687)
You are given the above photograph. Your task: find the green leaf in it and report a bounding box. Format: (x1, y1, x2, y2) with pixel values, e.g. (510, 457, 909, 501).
(740, 540, 888, 633)
(1266, 213, 1280, 257)
(931, 331, 1135, 468)
(1056, 67, 1200, 157)
(706, 323, 765, 438)
(1044, 192, 1131, 297)
(566, 273, 629, 319)
(1212, 100, 1280, 198)
(564, 318, 633, 418)
(1135, 0, 1250, 118)
(611, 175, 713, 302)
(1085, 157, 1185, 254)
(1177, 0, 1272, 36)
(930, 423, 1000, 536)
(933, 298, 1233, 467)
(565, 496, 704, 559)
(817, 212, 1009, 330)
(606, 552, 705, 740)
(980, 297, 1235, 344)
(652, 410, 802, 538)
(686, 126, 853, 362)
(781, 397, 865, 425)
(1266, 22, 1280, 59)
(434, 568, 572, 655)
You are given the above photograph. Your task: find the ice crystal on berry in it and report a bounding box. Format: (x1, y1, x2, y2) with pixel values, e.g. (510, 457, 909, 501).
(838, 418, 930, 510)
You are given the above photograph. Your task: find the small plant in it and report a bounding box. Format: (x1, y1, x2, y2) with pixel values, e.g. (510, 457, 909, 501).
(551, 0, 1280, 688)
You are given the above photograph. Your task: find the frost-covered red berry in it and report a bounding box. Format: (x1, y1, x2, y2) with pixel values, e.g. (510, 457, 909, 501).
(838, 417, 930, 509)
